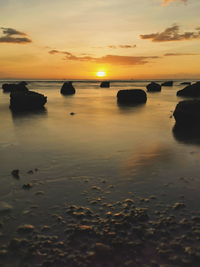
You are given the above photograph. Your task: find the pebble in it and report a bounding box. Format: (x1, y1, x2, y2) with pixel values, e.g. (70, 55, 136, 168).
(17, 224, 35, 234)
(0, 202, 13, 214)
(11, 169, 19, 178)
(172, 202, 186, 210)
(22, 183, 33, 190)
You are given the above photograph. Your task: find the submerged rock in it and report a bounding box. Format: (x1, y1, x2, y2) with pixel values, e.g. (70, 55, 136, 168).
(173, 100, 200, 126)
(161, 81, 173, 86)
(177, 82, 200, 97)
(100, 81, 110, 88)
(10, 90, 47, 111)
(172, 123, 200, 145)
(0, 202, 13, 214)
(117, 89, 147, 105)
(60, 82, 75, 95)
(180, 82, 191, 85)
(146, 82, 161, 92)
(2, 81, 29, 93)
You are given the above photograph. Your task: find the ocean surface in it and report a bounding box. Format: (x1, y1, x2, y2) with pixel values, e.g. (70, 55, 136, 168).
(0, 79, 200, 241)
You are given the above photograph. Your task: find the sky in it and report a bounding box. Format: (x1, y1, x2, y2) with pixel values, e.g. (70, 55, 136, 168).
(0, 0, 200, 79)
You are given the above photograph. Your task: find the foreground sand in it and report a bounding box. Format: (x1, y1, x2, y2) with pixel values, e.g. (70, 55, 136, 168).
(0, 191, 199, 267)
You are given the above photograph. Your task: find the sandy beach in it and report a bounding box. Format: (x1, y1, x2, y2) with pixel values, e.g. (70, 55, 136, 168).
(0, 80, 199, 266)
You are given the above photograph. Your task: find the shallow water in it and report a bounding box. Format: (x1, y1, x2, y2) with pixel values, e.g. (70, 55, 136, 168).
(0, 80, 200, 240)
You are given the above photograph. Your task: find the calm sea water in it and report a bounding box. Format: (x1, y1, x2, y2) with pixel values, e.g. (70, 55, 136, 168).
(0, 80, 200, 237)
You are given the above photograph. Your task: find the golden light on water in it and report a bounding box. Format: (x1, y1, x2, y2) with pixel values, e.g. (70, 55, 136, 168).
(96, 71, 106, 77)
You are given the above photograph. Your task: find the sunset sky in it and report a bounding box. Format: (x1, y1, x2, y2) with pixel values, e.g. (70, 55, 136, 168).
(0, 0, 199, 79)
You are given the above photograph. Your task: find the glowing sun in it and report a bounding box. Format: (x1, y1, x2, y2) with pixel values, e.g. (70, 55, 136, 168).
(96, 71, 106, 77)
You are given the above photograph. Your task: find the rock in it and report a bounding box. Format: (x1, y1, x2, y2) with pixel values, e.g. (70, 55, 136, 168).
(172, 123, 200, 145)
(172, 202, 185, 210)
(60, 82, 75, 95)
(173, 100, 200, 126)
(10, 90, 47, 111)
(117, 89, 147, 105)
(146, 82, 161, 92)
(100, 81, 110, 88)
(35, 191, 45, 196)
(0, 249, 8, 257)
(180, 82, 191, 85)
(2, 81, 29, 93)
(177, 82, 200, 97)
(94, 242, 112, 257)
(17, 224, 35, 233)
(11, 169, 20, 178)
(0, 202, 13, 214)
(22, 183, 32, 190)
(161, 81, 173, 86)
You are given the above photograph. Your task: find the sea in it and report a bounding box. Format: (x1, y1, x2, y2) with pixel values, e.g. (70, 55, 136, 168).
(0, 79, 200, 243)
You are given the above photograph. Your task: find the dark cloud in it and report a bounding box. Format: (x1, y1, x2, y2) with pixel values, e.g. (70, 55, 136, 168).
(1, 27, 26, 36)
(49, 49, 159, 65)
(164, 52, 199, 56)
(108, 45, 137, 49)
(140, 25, 200, 42)
(0, 27, 32, 44)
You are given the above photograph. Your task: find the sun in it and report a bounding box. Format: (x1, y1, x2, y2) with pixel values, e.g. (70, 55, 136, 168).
(96, 71, 106, 77)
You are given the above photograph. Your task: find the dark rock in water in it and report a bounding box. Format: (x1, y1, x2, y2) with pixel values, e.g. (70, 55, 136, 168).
(146, 82, 161, 92)
(60, 82, 75, 95)
(161, 81, 173, 86)
(11, 169, 20, 179)
(173, 100, 200, 126)
(177, 82, 200, 97)
(10, 90, 47, 111)
(100, 81, 110, 88)
(180, 82, 191, 85)
(173, 124, 200, 145)
(117, 89, 147, 105)
(2, 81, 29, 93)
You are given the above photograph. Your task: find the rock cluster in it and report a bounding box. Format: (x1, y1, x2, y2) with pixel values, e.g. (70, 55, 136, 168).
(0, 199, 199, 267)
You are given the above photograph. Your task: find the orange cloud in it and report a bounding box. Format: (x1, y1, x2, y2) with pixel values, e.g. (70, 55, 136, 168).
(140, 25, 200, 42)
(108, 45, 137, 49)
(164, 52, 199, 56)
(162, 0, 187, 5)
(0, 27, 32, 44)
(49, 50, 159, 65)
